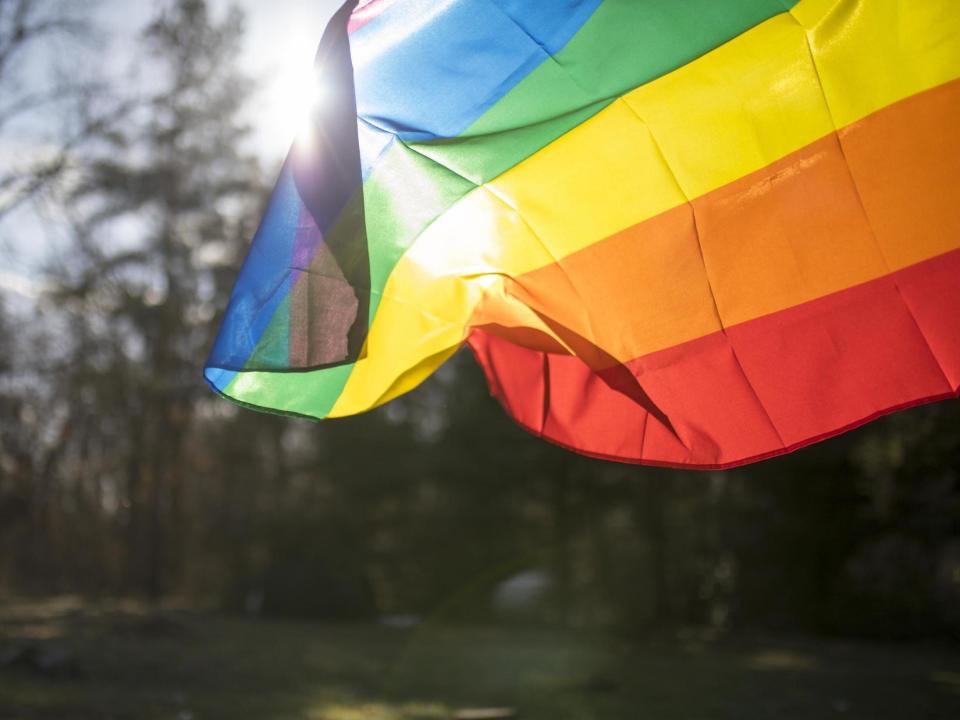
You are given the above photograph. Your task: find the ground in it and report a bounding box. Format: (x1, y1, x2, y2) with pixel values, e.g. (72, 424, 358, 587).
(0, 598, 958, 720)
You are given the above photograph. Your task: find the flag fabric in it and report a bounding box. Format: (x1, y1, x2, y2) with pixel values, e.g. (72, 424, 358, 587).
(206, 0, 960, 469)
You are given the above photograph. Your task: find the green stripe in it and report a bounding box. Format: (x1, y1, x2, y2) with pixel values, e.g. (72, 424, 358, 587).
(364, 143, 477, 323)
(247, 293, 292, 368)
(228, 141, 475, 418)
(412, 0, 800, 183)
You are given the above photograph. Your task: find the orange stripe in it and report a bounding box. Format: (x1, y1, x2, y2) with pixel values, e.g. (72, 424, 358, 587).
(471, 79, 960, 365)
(469, 247, 960, 469)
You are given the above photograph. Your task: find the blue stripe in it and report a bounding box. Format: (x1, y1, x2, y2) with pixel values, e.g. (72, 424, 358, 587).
(349, 0, 603, 142)
(358, 117, 395, 181)
(204, 366, 236, 394)
(207, 163, 300, 371)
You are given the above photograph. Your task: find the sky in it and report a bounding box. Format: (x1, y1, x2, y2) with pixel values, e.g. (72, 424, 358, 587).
(0, 0, 344, 294)
(99, 0, 344, 161)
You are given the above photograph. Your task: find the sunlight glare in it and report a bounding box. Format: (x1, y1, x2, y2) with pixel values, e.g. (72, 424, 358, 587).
(262, 27, 326, 153)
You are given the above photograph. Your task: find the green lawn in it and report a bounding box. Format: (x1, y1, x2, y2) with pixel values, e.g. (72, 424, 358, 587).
(0, 598, 958, 719)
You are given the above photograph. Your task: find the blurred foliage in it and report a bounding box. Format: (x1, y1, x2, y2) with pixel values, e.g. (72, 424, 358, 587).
(0, 0, 958, 648)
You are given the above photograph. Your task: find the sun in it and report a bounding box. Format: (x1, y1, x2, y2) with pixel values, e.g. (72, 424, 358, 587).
(259, 27, 326, 154)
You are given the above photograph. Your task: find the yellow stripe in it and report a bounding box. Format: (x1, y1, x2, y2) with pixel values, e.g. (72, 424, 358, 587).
(329, 0, 960, 417)
(791, 0, 960, 131)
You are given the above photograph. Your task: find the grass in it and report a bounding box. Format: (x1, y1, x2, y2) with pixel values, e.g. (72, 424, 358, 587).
(0, 598, 959, 719)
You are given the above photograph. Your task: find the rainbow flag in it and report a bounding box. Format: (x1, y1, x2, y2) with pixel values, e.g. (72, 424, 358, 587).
(206, 0, 960, 469)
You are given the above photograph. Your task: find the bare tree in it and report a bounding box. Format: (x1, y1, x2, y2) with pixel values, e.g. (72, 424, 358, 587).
(50, 0, 265, 598)
(0, 0, 127, 221)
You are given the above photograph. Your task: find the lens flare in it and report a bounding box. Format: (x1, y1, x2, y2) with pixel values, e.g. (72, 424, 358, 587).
(262, 30, 325, 152)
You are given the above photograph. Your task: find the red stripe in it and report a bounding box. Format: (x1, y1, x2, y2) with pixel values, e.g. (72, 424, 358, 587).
(348, 0, 398, 34)
(469, 249, 960, 469)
